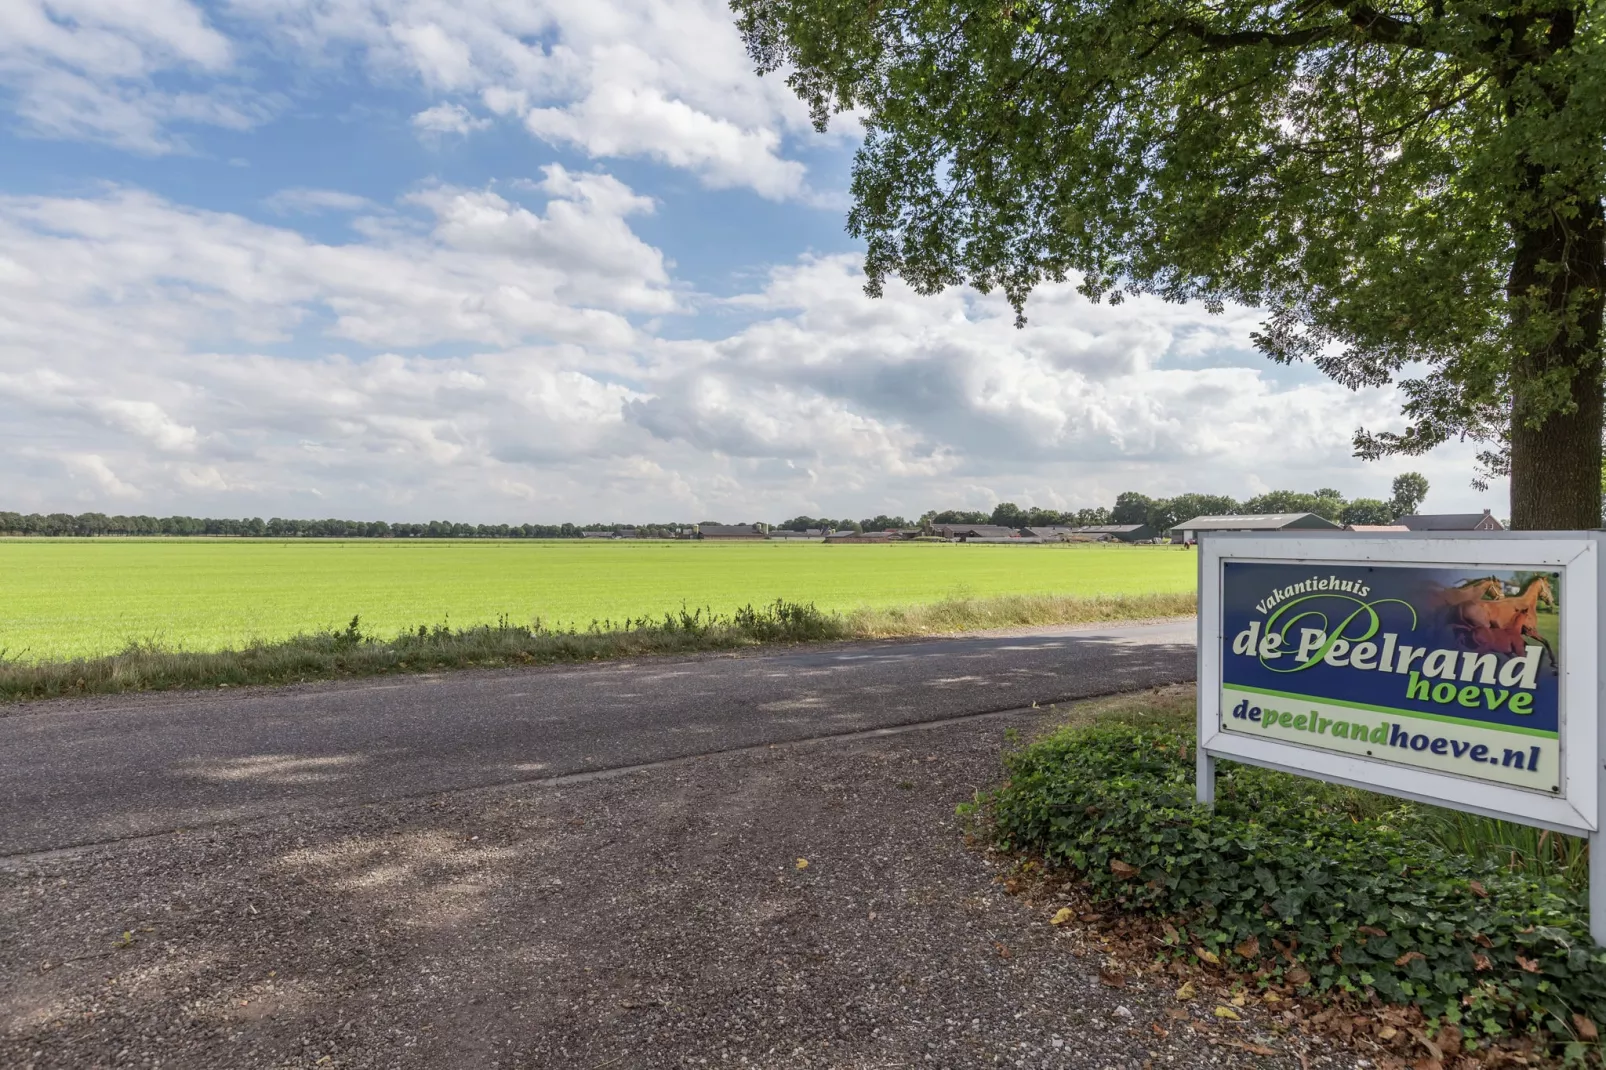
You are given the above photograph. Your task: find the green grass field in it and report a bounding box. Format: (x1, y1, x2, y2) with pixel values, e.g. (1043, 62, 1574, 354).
(0, 539, 1197, 661)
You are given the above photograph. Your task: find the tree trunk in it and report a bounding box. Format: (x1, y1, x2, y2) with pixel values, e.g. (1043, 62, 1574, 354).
(1506, 195, 1605, 531)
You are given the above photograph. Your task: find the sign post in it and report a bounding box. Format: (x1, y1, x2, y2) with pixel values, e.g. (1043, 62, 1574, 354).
(1195, 531, 1604, 943)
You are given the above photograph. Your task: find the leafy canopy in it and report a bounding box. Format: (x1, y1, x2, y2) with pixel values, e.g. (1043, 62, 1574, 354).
(735, 0, 1605, 469)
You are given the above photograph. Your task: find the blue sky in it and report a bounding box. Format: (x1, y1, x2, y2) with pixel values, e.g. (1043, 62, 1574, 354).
(0, 0, 1500, 523)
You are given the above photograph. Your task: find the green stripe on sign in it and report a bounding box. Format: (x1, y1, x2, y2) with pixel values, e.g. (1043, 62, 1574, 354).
(1224, 683, 1559, 739)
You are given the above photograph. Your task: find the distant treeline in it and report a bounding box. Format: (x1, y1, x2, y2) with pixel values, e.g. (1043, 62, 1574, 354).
(1, 473, 1430, 539)
(782, 473, 1430, 534)
(0, 513, 687, 539)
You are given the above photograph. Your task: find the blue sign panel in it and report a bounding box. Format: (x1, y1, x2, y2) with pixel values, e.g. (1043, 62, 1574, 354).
(1220, 561, 1561, 791)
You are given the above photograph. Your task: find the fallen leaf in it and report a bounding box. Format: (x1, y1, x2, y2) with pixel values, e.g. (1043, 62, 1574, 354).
(1195, 947, 1220, 966)
(1472, 953, 1492, 972)
(1379, 1025, 1399, 1041)
(1175, 981, 1196, 1001)
(795, 858, 808, 870)
(1164, 1007, 1190, 1020)
(1409, 1028, 1443, 1060)
(994, 942, 1012, 959)
(1230, 994, 1246, 1007)
(1574, 1014, 1600, 1041)
(1516, 955, 1542, 974)
(1357, 926, 1388, 938)
(1234, 935, 1260, 960)
(1161, 923, 1180, 944)
(1394, 951, 1426, 967)
(1285, 966, 1311, 985)
(1050, 908, 1075, 926)
(1473, 932, 1493, 948)
(1149, 1022, 1168, 1037)
(1262, 992, 1281, 1003)
(1230, 1041, 1279, 1056)
(1469, 880, 1488, 898)
(1099, 968, 1127, 988)
(1214, 1006, 1241, 1020)
(1080, 912, 1103, 923)
(1110, 859, 1140, 879)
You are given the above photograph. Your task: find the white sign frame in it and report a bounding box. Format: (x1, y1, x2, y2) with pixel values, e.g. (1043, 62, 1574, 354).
(1198, 530, 1606, 942)
(1198, 531, 1600, 836)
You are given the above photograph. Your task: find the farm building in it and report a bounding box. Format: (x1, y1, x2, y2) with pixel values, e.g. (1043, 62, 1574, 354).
(1345, 524, 1410, 532)
(1169, 512, 1341, 543)
(1397, 510, 1505, 532)
(824, 531, 896, 544)
(698, 523, 766, 540)
(1025, 526, 1080, 541)
(934, 523, 1028, 541)
(1068, 523, 1155, 542)
(766, 528, 827, 540)
(966, 535, 1050, 544)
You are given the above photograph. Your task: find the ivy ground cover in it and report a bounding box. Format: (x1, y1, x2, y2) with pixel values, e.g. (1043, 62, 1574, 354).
(981, 695, 1606, 1051)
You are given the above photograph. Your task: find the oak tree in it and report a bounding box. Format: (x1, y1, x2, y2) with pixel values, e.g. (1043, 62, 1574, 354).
(734, 0, 1605, 528)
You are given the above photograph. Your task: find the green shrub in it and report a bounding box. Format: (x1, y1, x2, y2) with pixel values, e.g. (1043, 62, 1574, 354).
(984, 719, 1606, 1039)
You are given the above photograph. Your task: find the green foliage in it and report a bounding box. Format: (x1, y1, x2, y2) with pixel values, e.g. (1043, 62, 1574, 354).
(1149, 493, 1240, 532)
(733, 0, 1606, 523)
(985, 719, 1606, 1037)
(990, 502, 1029, 527)
(1241, 488, 1348, 521)
(1110, 492, 1154, 526)
(927, 509, 993, 525)
(1340, 498, 1398, 526)
(1392, 473, 1432, 518)
(1417, 813, 1591, 892)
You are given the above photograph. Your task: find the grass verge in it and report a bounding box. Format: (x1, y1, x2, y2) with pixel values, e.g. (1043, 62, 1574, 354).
(974, 686, 1604, 1062)
(0, 591, 1192, 702)
(845, 590, 1195, 635)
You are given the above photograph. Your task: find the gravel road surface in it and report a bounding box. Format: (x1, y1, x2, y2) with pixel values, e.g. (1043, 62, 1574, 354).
(0, 620, 1195, 857)
(1, 621, 1356, 1069)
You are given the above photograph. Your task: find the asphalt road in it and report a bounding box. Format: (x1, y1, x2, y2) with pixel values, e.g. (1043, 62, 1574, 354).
(0, 619, 1195, 858)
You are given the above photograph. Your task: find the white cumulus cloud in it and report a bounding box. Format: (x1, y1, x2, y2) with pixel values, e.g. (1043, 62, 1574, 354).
(0, 0, 267, 151)
(411, 101, 491, 137)
(227, 0, 818, 198)
(0, 178, 1499, 520)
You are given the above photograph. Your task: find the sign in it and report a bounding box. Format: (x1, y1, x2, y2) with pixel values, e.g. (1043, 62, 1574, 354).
(1196, 533, 1602, 844)
(1221, 561, 1560, 793)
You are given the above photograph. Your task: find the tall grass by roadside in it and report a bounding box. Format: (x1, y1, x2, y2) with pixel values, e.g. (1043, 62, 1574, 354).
(0, 591, 1194, 702)
(0, 602, 846, 702)
(845, 591, 1196, 635)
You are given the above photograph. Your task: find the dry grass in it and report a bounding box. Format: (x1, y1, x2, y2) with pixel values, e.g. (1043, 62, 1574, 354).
(0, 592, 1196, 703)
(846, 591, 1196, 636)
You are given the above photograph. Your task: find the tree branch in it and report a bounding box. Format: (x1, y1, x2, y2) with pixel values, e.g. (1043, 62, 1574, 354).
(1173, 19, 1339, 50)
